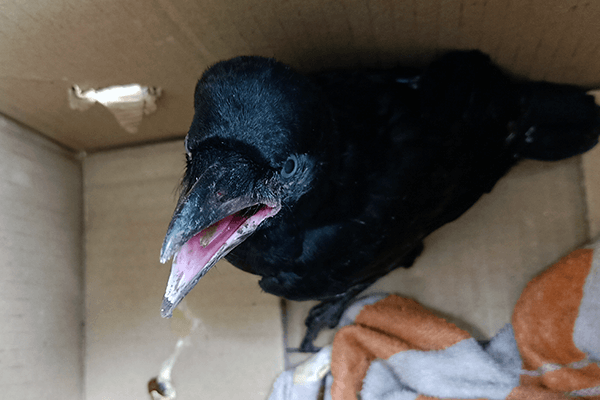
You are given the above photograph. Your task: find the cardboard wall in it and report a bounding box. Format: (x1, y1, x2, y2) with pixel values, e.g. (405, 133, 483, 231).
(0, 116, 83, 399)
(3, 1, 600, 398)
(83, 141, 284, 400)
(2, 0, 600, 151)
(583, 141, 600, 240)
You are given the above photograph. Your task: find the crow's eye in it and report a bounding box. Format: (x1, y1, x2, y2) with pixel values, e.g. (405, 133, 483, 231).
(281, 155, 298, 178)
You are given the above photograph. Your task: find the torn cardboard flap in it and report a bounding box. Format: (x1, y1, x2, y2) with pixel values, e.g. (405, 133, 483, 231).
(69, 84, 162, 133)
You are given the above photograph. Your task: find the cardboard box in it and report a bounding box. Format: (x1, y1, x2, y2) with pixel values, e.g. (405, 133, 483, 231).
(1, 1, 600, 399)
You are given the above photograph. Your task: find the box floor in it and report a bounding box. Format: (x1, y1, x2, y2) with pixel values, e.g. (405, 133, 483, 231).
(3, 114, 600, 399)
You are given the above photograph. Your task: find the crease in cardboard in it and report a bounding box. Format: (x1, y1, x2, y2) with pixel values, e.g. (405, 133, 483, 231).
(149, 300, 203, 400)
(69, 84, 162, 134)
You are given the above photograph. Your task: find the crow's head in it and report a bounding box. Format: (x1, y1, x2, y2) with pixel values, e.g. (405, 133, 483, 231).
(159, 57, 329, 317)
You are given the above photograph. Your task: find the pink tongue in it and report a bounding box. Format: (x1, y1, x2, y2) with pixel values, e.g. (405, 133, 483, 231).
(174, 213, 247, 278)
(162, 204, 280, 317)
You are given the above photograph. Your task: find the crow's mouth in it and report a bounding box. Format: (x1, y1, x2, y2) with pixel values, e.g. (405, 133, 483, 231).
(160, 202, 280, 318)
(237, 204, 265, 218)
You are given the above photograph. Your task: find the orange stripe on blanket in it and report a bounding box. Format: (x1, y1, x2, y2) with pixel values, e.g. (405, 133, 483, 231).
(415, 396, 486, 400)
(356, 296, 471, 350)
(520, 369, 600, 397)
(416, 389, 578, 400)
(512, 248, 600, 392)
(505, 385, 572, 399)
(330, 296, 471, 400)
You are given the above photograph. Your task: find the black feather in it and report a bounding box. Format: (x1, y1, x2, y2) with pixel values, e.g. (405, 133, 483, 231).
(161, 50, 600, 352)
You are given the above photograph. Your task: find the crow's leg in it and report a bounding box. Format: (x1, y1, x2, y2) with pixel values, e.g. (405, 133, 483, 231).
(297, 282, 371, 353)
(294, 243, 425, 352)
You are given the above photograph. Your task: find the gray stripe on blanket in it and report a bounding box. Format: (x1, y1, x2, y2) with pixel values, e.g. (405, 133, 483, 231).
(361, 325, 520, 400)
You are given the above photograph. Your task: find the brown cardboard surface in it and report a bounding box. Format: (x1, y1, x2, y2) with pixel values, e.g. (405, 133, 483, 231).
(0, 115, 84, 399)
(4, 2, 600, 397)
(583, 144, 600, 240)
(583, 91, 600, 240)
(368, 158, 588, 338)
(83, 141, 284, 400)
(2, 0, 600, 151)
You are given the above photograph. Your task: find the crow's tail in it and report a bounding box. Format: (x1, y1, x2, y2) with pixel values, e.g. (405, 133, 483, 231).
(511, 83, 600, 161)
(419, 50, 600, 161)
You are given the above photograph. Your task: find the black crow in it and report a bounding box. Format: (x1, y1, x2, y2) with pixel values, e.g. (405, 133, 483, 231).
(159, 50, 600, 352)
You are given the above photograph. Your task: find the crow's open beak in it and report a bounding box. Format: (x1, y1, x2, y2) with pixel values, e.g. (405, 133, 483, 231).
(159, 159, 280, 318)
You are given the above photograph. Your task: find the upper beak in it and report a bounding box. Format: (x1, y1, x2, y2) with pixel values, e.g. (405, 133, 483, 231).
(160, 175, 227, 264)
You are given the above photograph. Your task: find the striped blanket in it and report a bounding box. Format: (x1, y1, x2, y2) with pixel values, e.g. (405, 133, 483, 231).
(270, 241, 600, 400)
